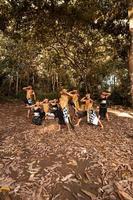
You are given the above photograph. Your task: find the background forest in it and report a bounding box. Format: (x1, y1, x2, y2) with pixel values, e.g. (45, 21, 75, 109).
(0, 0, 131, 105)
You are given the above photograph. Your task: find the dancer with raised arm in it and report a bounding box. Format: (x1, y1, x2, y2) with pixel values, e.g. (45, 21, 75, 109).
(23, 85, 36, 118)
(99, 91, 111, 121)
(59, 89, 74, 132)
(75, 93, 93, 126)
(27, 101, 45, 125)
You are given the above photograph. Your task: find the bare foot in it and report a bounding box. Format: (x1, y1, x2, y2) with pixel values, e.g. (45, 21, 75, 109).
(56, 128, 61, 132)
(68, 130, 72, 134)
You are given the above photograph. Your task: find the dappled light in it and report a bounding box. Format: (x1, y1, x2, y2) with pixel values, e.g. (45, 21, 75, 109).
(108, 109, 133, 119)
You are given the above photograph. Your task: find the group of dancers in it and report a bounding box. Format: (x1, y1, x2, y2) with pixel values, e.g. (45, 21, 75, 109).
(23, 86, 111, 131)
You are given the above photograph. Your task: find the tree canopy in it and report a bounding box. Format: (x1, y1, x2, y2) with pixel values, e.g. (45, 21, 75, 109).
(0, 0, 131, 105)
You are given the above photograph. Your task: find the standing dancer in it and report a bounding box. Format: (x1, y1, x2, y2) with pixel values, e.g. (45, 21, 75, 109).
(50, 99, 66, 131)
(81, 93, 93, 123)
(75, 93, 93, 126)
(75, 102, 103, 129)
(99, 91, 111, 121)
(23, 85, 36, 118)
(59, 89, 74, 132)
(69, 90, 80, 112)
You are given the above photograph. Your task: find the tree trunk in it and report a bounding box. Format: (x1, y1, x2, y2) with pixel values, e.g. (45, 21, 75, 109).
(52, 73, 55, 92)
(8, 75, 12, 95)
(129, 38, 133, 106)
(113, 75, 116, 89)
(19, 77, 22, 93)
(27, 74, 30, 85)
(56, 73, 59, 89)
(32, 73, 35, 86)
(16, 71, 19, 95)
(128, 3, 133, 106)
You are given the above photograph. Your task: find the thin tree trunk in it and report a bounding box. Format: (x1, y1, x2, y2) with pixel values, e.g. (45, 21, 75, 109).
(129, 37, 133, 106)
(32, 74, 35, 86)
(56, 73, 59, 89)
(85, 74, 88, 93)
(113, 76, 116, 89)
(8, 75, 12, 95)
(128, 3, 133, 106)
(16, 71, 19, 95)
(27, 74, 30, 85)
(19, 77, 22, 93)
(52, 74, 55, 92)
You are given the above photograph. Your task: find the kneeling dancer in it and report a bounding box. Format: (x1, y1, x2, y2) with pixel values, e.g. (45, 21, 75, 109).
(88, 110, 103, 128)
(28, 101, 45, 125)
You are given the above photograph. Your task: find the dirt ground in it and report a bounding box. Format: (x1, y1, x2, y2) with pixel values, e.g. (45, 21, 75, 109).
(0, 102, 133, 200)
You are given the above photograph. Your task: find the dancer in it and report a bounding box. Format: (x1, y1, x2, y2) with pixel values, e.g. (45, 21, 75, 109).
(99, 91, 111, 121)
(59, 89, 74, 132)
(42, 99, 49, 113)
(23, 85, 36, 118)
(51, 99, 66, 131)
(81, 93, 93, 123)
(88, 109, 103, 128)
(75, 93, 93, 126)
(69, 90, 80, 112)
(41, 99, 54, 119)
(50, 99, 59, 118)
(27, 101, 45, 125)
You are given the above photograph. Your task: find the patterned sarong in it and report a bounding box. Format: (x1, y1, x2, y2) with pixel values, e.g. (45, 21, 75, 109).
(88, 110, 99, 126)
(63, 107, 69, 124)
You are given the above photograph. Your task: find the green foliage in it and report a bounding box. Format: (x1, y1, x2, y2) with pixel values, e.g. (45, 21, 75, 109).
(0, 0, 130, 105)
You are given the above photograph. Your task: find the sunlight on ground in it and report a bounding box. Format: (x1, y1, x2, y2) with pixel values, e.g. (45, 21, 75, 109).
(108, 109, 133, 119)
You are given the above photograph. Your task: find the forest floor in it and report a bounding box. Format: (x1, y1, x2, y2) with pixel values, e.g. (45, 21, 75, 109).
(0, 102, 133, 200)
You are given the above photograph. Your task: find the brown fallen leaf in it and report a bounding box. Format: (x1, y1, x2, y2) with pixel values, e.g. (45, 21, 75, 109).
(61, 174, 74, 182)
(115, 182, 133, 200)
(0, 192, 12, 200)
(51, 194, 61, 200)
(81, 189, 97, 200)
(32, 186, 43, 200)
(117, 190, 133, 200)
(128, 177, 133, 182)
(84, 170, 91, 181)
(67, 159, 77, 166)
(77, 192, 88, 200)
(63, 186, 71, 192)
(102, 184, 114, 194)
